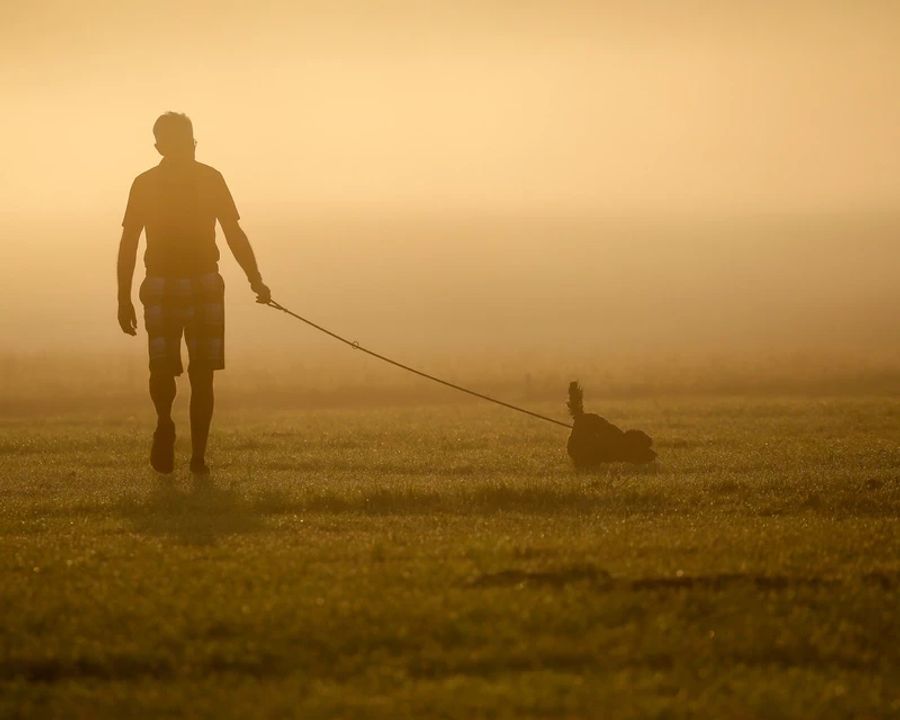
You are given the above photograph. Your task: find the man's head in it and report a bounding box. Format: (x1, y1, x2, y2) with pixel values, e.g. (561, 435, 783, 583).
(153, 112, 195, 158)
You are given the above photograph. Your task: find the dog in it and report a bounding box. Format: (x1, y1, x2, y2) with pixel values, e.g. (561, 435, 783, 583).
(566, 381, 656, 467)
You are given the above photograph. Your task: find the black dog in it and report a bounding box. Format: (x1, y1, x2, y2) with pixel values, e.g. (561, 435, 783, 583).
(566, 381, 656, 467)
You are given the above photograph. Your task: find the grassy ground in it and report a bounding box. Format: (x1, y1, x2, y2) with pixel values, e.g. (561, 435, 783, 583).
(1, 396, 898, 719)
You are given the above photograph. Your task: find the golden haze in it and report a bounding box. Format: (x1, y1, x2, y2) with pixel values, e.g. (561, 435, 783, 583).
(1, 1, 899, 402)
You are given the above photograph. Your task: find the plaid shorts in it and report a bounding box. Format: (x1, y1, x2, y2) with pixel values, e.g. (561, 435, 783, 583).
(139, 272, 225, 375)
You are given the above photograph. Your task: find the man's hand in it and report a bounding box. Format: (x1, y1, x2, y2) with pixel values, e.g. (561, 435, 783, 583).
(251, 280, 272, 304)
(118, 299, 137, 336)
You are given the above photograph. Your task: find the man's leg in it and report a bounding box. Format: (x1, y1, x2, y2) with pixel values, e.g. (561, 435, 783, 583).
(141, 274, 184, 474)
(149, 369, 177, 473)
(150, 370, 176, 425)
(185, 273, 225, 475)
(188, 366, 214, 473)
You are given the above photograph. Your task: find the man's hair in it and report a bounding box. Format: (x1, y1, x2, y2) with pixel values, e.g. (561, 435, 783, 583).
(153, 112, 194, 155)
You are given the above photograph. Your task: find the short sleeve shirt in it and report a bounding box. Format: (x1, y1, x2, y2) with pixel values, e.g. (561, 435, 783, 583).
(123, 159, 239, 277)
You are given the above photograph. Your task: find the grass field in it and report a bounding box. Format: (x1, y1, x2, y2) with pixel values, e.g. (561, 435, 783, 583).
(1, 396, 898, 718)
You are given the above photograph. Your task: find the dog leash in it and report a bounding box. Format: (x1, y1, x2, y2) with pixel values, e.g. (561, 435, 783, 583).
(264, 299, 574, 429)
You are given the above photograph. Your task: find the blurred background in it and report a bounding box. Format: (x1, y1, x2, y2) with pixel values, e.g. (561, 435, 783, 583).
(2, 1, 899, 409)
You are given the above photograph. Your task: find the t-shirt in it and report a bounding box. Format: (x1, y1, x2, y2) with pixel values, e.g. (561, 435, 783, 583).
(122, 158, 239, 277)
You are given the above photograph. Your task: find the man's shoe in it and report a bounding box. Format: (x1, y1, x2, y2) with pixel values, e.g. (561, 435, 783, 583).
(150, 421, 176, 474)
(189, 458, 210, 476)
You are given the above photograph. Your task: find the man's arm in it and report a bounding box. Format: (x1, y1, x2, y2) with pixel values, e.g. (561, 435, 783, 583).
(220, 218, 271, 303)
(117, 225, 141, 335)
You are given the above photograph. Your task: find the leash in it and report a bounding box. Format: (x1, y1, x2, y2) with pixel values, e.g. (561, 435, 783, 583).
(264, 299, 574, 429)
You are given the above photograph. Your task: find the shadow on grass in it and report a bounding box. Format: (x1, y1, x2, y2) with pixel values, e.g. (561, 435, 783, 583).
(251, 482, 672, 517)
(69, 478, 675, 534)
(108, 475, 898, 536)
(34, 476, 672, 542)
(254, 457, 560, 478)
(117, 475, 265, 545)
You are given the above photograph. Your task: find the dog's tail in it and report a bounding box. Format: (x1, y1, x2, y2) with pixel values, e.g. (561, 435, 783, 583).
(567, 381, 584, 418)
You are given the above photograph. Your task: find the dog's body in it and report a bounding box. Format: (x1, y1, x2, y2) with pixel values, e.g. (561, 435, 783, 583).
(566, 382, 656, 467)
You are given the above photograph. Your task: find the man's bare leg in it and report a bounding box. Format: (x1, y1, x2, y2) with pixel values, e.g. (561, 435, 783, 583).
(149, 370, 177, 473)
(188, 367, 214, 474)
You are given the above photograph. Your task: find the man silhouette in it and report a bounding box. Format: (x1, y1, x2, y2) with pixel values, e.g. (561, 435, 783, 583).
(117, 112, 270, 474)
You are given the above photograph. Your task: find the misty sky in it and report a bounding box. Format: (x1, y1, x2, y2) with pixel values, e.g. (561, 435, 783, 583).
(2, 0, 899, 218)
(1, 1, 899, 368)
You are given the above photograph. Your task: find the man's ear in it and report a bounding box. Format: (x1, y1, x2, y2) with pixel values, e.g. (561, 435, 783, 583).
(154, 142, 164, 157)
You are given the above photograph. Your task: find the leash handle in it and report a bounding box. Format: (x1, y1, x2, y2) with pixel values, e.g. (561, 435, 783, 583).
(265, 300, 573, 429)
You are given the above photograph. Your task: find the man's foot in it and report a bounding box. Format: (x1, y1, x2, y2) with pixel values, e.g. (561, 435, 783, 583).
(189, 457, 210, 476)
(150, 421, 176, 474)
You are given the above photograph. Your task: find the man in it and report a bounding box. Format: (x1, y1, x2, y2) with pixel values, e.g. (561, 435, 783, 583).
(117, 112, 270, 475)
